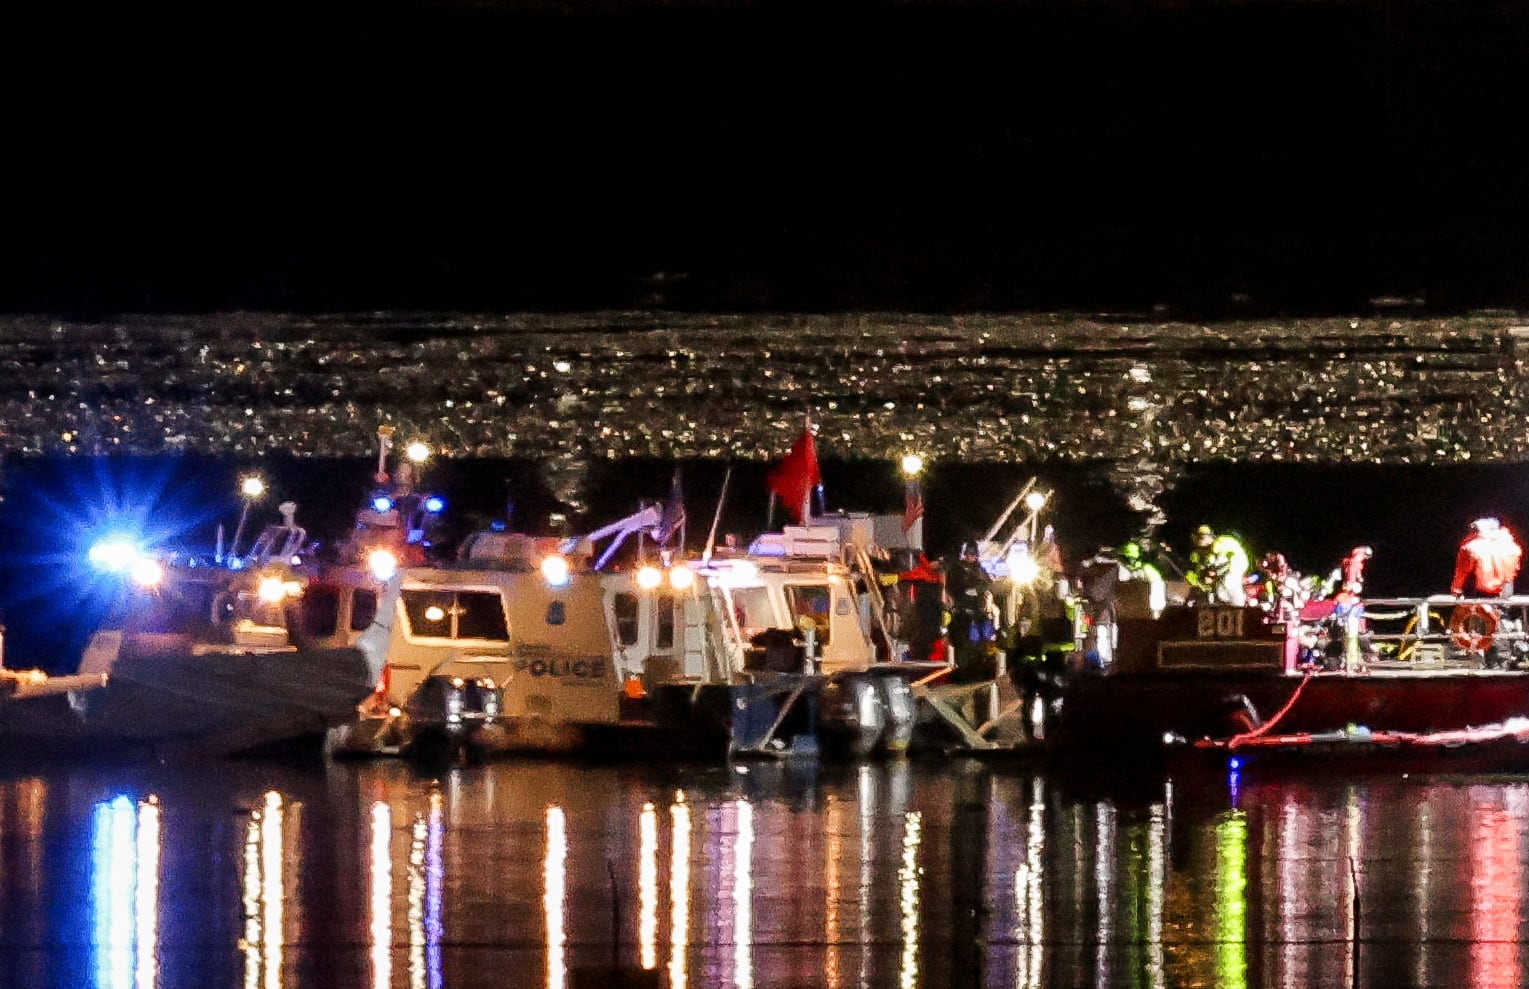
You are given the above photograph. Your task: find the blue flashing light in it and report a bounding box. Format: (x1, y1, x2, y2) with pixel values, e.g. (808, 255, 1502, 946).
(489, 520, 507, 531)
(1229, 757, 1241, 770)
(88, 536, 141, 574)
(372, 496, 394, 513)
(424, 496, 446, 514)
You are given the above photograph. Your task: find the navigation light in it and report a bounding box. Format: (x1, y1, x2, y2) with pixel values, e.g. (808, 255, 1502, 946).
(541, 554, 572, 588)
(368, 549, 399, 582)
(89, 536, 141, 574)
(258, 576, 286, 603)
(130, 558, 164, 588)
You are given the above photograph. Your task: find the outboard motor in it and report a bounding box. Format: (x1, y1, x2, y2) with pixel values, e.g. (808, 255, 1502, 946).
(402, 674, 503, 759)
(819, 677, 886, 757)
(876, 675, 917, 753)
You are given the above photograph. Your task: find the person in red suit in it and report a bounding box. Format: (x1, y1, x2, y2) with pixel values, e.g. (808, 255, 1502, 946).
(1451, 518, 1523, 598)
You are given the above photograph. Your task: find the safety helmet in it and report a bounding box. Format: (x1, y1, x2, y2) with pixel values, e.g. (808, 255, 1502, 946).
(1193, 524, 1215, 545)
(1472, 517, 1501, 533)
(960, 541, 979, 559)
(1121, 541, 1142, 560)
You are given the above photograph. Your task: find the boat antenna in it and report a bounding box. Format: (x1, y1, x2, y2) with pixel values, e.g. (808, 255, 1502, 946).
(704, 466, 733, 562)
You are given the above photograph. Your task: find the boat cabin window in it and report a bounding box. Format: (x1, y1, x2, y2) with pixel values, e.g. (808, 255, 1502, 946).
(613, 593, 639, 646)
(298, 586, 341, 637)
(401, 589, 509, 642)
(222, 588, 286, 630)
(785, 584, 832, 644)
(350, 589, 378, 631)
(216, 588, 284, 629)
(730, 585, 774, 638)
(655, 593, 676, 650)
(133, 584, 218, 634)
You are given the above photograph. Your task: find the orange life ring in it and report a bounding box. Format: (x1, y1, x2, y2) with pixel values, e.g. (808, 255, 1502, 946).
(1449, 604, 1499, 654)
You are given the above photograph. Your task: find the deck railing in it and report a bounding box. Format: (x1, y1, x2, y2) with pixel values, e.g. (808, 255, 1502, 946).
(1313, 595, 1529, 668)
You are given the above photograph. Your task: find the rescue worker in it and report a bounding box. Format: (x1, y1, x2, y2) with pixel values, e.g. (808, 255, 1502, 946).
(1451, 517, 1523, 599)
(1187, 524, 1250, 606)
(896, 556, 948, 663)
(1075, 547, 1123, 668)
(946, 541, 990, 604)
(1005, 587, 1077, 740)
(1120, 541, 1166, 618)
(947, 542, 998, 680)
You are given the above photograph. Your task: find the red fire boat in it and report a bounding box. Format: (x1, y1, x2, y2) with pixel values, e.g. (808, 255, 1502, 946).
(1051, 592, 1529, 771)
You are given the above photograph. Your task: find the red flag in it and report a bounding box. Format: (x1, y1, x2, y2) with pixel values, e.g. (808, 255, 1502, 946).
(902, 483, 924, 533)
(767, 427, 821, 524)
(897, 555, 941, 583)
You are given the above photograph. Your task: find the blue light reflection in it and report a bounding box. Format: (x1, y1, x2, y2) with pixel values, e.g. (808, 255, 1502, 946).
(91, 794, 160, 989)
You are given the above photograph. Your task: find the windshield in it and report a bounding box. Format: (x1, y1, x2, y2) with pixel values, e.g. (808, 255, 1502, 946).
(729, 585, 775, 638)
(784, 583, 832, 644)
(401, 589, 508, 641)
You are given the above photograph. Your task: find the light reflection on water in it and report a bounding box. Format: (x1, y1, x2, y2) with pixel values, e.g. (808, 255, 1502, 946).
(669, 794, 692, 989)
(2, 759, 1528, 987)
(369, 800, 393, 989)
(732, 797, 755, 989)
(240, 792, 282, 989)
(92, 794, 159, 989)
(898, 810, 922, 989)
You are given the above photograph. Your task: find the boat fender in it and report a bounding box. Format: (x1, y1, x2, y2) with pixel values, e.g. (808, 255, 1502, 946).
(1448, 604, 1498, 654)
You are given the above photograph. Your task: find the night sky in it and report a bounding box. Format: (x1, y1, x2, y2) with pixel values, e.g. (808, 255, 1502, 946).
(7, 0, 1529, 316)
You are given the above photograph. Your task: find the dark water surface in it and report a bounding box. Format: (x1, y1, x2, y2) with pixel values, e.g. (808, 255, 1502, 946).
(1, 756, 1526, 989)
